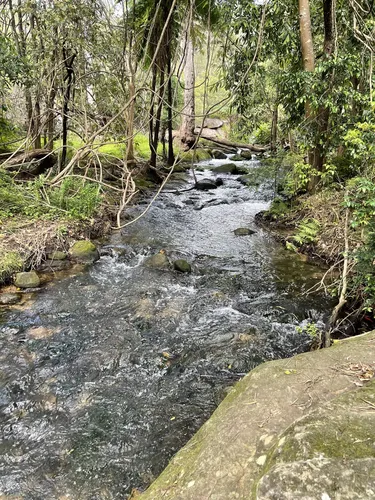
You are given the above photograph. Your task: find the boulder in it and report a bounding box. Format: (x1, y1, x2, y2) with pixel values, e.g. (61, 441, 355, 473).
(47, 251, 67, 261)
(195, 179, 218, 191)
(138, 331, 375, 500)
(211, 149, 227, 160)
(240, 150, 253, 160)
(234, 227, 256, 236)
(0, 293, 21, 305)
(198, 118, 224, 130)
(173, 259, 192, 273)
(70, 240, 100, 264)
(215, 178, 224, 187)
(212, 163, 237, 174)
(14, 271, 40, 288)
(144, 252, 169, 269)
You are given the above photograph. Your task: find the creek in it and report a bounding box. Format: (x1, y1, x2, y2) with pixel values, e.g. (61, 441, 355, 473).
(0, 156, 332, 498)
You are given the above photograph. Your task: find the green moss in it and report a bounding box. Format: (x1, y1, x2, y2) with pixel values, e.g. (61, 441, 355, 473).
(0, 251, 24, 284)
(179, 149, 211, 162)
(97, 143, 125, 159)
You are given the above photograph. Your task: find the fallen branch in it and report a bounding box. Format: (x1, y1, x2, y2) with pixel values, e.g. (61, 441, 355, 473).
(194, 130, 270, 153)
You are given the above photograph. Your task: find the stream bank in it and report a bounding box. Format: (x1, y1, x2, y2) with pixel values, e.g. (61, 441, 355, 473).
(0, 155, 333, 498)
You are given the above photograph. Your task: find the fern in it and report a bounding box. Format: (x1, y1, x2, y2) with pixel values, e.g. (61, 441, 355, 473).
(293, 219, 320, 245)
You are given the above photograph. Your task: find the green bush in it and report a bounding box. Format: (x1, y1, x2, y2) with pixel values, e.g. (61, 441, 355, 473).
(48, 178, 100, 219)
(252, 122, 272, 144)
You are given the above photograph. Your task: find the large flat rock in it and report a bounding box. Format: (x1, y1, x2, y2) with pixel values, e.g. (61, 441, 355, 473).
(139, 332, 375, 499)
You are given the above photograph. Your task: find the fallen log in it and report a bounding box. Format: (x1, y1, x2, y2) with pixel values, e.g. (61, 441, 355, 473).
(1, 149, 57, 177)
(194, 130, 270, 153)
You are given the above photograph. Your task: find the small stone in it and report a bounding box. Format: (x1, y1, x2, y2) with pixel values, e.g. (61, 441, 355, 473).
(14, 271, 40, 289)
(47, 251, 67, 261)
(174, 259, 191, 273)
(144, 252, 169, 269)
(0, 293, 21, 305)
(234, 228, 256, 236)
(70, 240, 100, 264)
(240, 150, 253, 160)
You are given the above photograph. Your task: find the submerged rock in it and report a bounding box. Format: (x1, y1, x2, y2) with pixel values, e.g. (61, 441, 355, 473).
(195, 179, 217, 191)
(70, 240, 100, 264)
(0, 293, 21, 305)
(14, 271, 40, 289)
(144, 252, 169, 269)
(234, 227, 256, 236)
(173, 259, 192, 273)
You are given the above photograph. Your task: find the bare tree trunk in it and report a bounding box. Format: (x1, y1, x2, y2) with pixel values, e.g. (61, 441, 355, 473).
(308, 0, 335, 190)
(149, 66, 158, 166)
(150, 70, 165, 168)
(167, 51, 175, 166)
(180, 35, 195, 150)
(271, 103, 278, 152)
(61, 48, 76, 168)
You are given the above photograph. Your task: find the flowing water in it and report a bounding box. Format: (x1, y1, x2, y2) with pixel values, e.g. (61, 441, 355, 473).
(0, 156, 332, 499)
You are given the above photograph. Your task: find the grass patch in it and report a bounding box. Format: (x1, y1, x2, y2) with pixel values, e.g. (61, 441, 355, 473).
(0, 251, 24, 283)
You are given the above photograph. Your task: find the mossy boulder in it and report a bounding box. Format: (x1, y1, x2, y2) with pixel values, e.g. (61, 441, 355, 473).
(139, 331, 375, 500)
(240, 150, 253, 160)
(144, 252, 169, 269)
(47, 251, 67, 261)
(70, 240, 99, 264)
(173, 259, 191, 273)
(14, 271, 40, 288)
(211, 149, 227, 160)
(211, 163, 238, 174)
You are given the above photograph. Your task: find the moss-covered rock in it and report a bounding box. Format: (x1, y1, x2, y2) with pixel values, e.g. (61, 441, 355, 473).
(211, 163, 238, 174)
(173, 259, 191, 273)
(139, 332, 375, 500)
(14, 271, 40, 288)
(144, 252, 169, 269)
(47, 251, 67, 261)
(230, 154, 244, 161)
(70, 240, 99, 264)
(240, 150, 253, 160)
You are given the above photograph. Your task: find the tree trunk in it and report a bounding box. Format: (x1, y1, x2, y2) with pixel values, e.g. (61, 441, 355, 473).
(150, 70, 165, 168)
(271, 104, 278, 152)
(149, 66, 158, 167)
(126, 77, 136, 165)
(167, 52, 175, 166)
(61, 48, 76, 168)
(299, 0, 315, 72)
(180, 35, 196, 150)
(308, 0, 335, 190)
